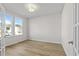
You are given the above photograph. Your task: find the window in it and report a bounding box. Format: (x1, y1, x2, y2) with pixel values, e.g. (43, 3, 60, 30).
(5, 15, 12, 36)
(0, 14, 23, 36)
(15, 17, 23, 35)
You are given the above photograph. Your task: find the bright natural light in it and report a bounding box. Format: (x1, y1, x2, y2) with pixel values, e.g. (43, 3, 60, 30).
(15, 17, 23, 35)
(5, 15, 12, 36)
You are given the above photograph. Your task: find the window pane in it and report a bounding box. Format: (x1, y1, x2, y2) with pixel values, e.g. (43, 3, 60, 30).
(5, 15, 12, 36)
(15, 17, 23, 35)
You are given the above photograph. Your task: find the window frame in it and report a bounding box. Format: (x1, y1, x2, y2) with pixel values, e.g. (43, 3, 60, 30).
(0, 12, 24, 37)
(5, 14, 13, 36)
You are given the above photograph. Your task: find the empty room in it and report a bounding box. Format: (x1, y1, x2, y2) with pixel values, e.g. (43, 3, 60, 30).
(0, 3, 79, 56)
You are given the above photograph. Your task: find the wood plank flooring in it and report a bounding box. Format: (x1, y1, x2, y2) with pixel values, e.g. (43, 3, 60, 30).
(5, 40, 66, 56)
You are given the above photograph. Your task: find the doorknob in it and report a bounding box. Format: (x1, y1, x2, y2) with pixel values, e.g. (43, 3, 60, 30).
(68, 41, 73, 45)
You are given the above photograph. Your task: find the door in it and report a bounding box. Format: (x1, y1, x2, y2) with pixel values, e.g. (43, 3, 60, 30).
(73, 3, 79, 56)
(0, 4, 5, 56)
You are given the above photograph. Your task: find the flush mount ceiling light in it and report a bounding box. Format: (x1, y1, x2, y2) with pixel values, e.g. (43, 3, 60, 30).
(24, 3, 38, 12)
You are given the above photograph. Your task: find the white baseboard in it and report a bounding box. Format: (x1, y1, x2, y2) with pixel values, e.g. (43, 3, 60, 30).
(61, 40, 69, 56)
(30, 38, 61, 44)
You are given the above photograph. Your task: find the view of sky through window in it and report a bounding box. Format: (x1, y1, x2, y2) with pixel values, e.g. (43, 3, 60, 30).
(5, 15, 12, 36)
(15, 17, 22, 25)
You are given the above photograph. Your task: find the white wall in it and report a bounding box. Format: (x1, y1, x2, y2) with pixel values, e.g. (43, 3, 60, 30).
(61, 4, 74, 56)
(29, 13, 61, 43)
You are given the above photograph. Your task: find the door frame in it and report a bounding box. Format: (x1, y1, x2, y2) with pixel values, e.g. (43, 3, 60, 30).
(73, 3, 79, 56)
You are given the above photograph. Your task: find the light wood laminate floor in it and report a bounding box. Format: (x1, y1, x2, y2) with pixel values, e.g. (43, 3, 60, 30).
(5, 40, 66, 56)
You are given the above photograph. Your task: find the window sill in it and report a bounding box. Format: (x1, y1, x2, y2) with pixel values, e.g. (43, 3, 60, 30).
(0, 35, 23, 39)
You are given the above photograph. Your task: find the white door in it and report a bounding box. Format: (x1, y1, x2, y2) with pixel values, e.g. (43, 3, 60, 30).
(73, 3, 79, 56)
(0, 4, 5, 56)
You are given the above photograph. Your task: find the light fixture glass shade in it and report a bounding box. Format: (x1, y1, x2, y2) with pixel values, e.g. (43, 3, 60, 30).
(25, 3, 38, 12)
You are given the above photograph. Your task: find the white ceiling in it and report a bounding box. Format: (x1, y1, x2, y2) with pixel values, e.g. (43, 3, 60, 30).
(2, 3, 64, 18)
